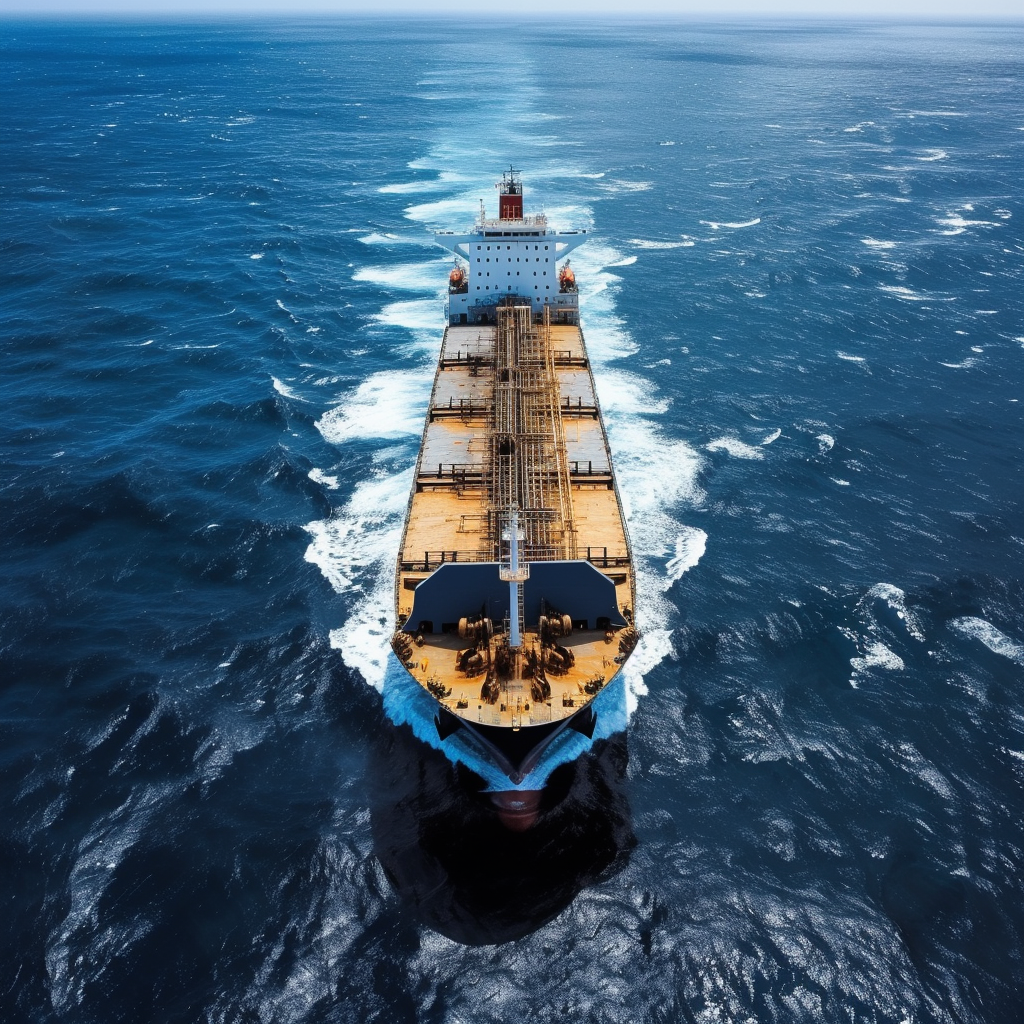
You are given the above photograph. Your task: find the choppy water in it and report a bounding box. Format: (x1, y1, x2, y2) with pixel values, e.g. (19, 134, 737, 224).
(3, 16, 1023, 1024)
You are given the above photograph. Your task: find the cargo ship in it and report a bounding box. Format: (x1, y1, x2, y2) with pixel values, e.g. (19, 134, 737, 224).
(391, 168, 638, 794)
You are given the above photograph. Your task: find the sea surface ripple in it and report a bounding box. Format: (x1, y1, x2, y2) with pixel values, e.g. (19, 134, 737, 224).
(2, 17, 1023, 1024)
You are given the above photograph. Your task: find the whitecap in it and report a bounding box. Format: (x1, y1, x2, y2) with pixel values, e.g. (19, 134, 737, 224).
(249, 253, 264, 260)
(405, 193, 488, 226)
(663, 527, 708, 590)
(607, 255, 638, 267)
(271, 376, 305, 401)
(939, 358, 979, 369)
(851, 641, 905, 684)
(860, 238, 897, 249)
(357, 231, 415, 245)
(706, 437, 764, 460)
(627, 238, 694, 249)
(373, 298, 443, 339)
(837, 351, 866, 362)
(699, 217, 761, 230)
(761, 428, 782, 445)
(935, 213, 1000, 236)
(378, 179, 451, 195)
(951, 617, 1024, 666)
(353, 260, 448, 292)
(307, 471, 413, 690)
(878, 285, 953, 302)
(315, 370, 430, 444)
(304, 472, 410, 598)
(863, 583, 926, 641)
(917, 148, 948, 161)
(308, 468, 339, 490)
(601, 180, 652, 193)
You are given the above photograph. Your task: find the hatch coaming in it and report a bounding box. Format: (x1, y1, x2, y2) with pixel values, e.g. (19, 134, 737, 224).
(391, 174, 636, 744)
(392, 309, 637, 733)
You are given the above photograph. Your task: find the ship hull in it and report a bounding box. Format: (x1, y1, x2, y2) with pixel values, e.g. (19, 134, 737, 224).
(390, 172, 637, 789)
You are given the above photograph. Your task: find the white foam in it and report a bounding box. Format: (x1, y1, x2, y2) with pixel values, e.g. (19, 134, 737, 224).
(595, 367, 668, 417)
(830, 478, 851, 486)
(863, 583, 926, 640)
(315, 370, 430, 444)
(305, 465, 416, 691)
(663, 527, 708, 590)
(935, 213, 1001, 236)
(607, 255, 638, 267)
(601, 179, 652, 193)
(353, 260, 448, 292)
(817, 434, 835, 453)
(917, 148, 948, 161)
(707, 437, 764, 460)
(951, 617, 1024, 666)
(699, 217, 761, 230)
(271, 376, 304, 401)
(404, 193, 486, 226)
(939, 358, 979, 369)
(851, 641, 905, 682)
(378, 179, 452, 195)
(373, 298, 444, 342)
(860, 238, 898, 249)
(627, 238, 695, 249)
(308, 468, 339, 490)
(762, 428, 782, 445)
(249, 252, 263, 260)
(837, 351, 866, 362)
(879, 285, 953, 302)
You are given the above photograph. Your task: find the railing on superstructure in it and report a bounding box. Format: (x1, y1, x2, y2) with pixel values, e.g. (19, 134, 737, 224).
(475, 214, 548, 231)
(485, 303, 578, 563)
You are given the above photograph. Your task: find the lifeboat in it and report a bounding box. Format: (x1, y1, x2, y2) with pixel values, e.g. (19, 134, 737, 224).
(558, 262, 577, 293)
(448, 264, 468, 294)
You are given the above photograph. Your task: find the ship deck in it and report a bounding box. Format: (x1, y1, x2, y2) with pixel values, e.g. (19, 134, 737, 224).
(394, 307, 636, 732)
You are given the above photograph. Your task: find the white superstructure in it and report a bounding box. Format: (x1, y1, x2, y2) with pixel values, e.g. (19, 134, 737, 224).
(435, 168, 588, 325)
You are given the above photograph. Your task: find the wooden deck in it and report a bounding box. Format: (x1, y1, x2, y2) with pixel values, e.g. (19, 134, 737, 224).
(393, 307, 636, 729)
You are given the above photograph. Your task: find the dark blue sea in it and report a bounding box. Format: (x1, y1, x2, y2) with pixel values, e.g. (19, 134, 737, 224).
(3, 16, 1023, 1023)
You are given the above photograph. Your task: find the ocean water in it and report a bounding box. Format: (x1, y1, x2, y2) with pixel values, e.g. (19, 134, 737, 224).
(2, 16, 1023, 1023)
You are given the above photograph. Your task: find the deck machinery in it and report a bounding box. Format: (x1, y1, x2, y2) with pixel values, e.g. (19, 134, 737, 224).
(392, 170, 638, 785)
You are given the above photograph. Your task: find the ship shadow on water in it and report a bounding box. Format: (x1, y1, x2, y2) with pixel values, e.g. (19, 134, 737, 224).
(368, 721, 636, 946)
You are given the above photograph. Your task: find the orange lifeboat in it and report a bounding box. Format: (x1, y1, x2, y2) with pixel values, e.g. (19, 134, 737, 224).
(448, 265, 467, 294)
(558, 262, 576, 293)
